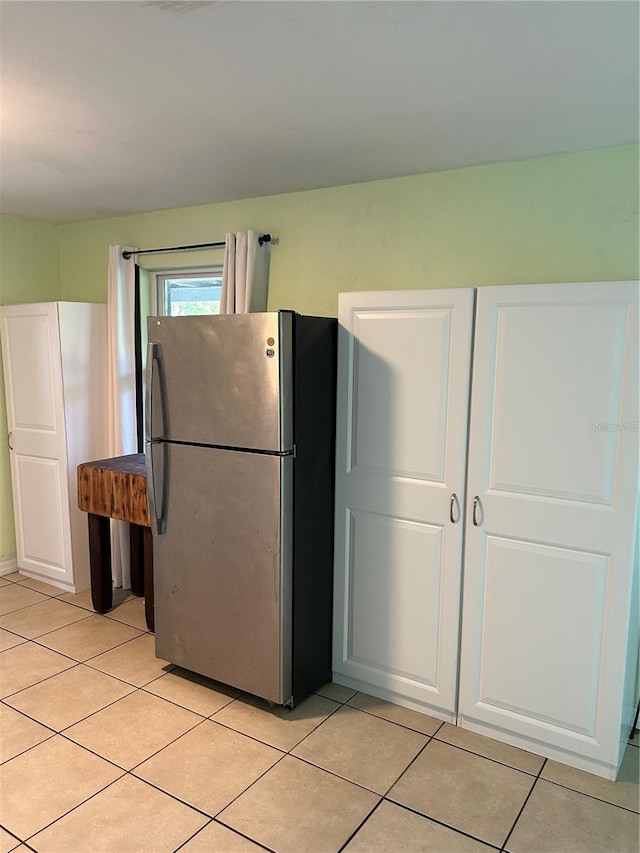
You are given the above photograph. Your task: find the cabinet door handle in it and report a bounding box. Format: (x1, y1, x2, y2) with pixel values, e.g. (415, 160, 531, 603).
(7, 432, 13, 451)
(472, 495, 482, 526)
(449, 493, 459, 524)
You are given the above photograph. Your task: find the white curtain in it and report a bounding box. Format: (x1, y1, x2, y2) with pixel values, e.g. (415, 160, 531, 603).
(107, 245, 138, 589)
(220, 231, 270, 314)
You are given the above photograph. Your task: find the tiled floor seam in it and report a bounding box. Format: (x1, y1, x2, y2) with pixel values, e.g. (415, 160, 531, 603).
(377, 732, 435, 794)
(499, 757, 548, 852)
(5, 703, 206, 788)
(29, 629, 146, 662)
(17, 765, 217, 850)
(0, 825, 22, 851)
(3, 640, 175, 700)
(380, 797, 503, 851)
(82, 653, 176, 684)
(124, 767, 220, 820)
(128, 711, 212, 766)
(0, 659, 83, 701)
(174, 818, 276, 853)
(430, 735, 544, 776)
(3, 672, 139, 732)
(539, 776, 640, 814)
(18, 772, 128, 847)
(203, 695, 343, 754)
(52, 687, 150, 735)
(135, 687, 239, 718)
(279, 694, 344, 747)
(279, 750, 393, 799)
(0, 609, 94, 640)
(336, 796, 385, 853)
(0, 600, 52, 618)
(103, 611, 149, 630)
(208, 750, 291, 822)
(346, 701, 448, 738)
(255, 720, 438, 802)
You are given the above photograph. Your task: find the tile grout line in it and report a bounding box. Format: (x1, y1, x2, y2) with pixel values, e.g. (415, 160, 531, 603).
(380, 799, 504, 852)
(429, 733, 546, 777)
(1, 577, 144, 624)
(57, 686, 190, 740)
(344, 696, 448, 738)
(499, 756, 548, 852)
(14, 724, 222, 845)
(30, 620, 146, 655)
(1, 658, 84, 702)
(1, 635, 158, 705)
(188, 695, 377, 843)
(19, 772, 130, 846)
(336, 796, 385, 853)
(173, 816, 276, 853)
(0, 597, 145, 656)
(378, 726, 443, 795)
(192, 697, 351, 823)
(536, 775, 640, 816)
(0, 824, 22, 852)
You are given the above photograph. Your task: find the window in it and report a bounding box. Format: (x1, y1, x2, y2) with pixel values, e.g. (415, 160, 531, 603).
(155, 268, 223, 316)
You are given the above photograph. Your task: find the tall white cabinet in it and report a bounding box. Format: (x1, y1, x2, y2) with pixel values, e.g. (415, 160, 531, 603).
(333, 281, 639, 780)
(332, 289, 475, 720)
(1, 302, 108, 593)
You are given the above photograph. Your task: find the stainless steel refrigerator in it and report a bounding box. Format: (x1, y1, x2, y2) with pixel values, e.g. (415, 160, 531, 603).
(145, 310, 337, 706)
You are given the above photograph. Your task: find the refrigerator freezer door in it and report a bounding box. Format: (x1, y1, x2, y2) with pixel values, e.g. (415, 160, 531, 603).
(147, 312, 293, 452)
(153, 442, 293, 704)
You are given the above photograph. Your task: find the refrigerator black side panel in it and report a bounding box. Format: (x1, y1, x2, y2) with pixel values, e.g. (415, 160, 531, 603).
(292, 314, 338, 705)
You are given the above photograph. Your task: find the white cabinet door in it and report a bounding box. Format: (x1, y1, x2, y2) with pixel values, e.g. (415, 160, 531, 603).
(1, 303, 74, 584)
(333, 289, 475, 719)
(458, 281, 639, 777)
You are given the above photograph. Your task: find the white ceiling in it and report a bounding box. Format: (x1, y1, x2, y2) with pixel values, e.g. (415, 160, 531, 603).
(1, 0, 638, 224)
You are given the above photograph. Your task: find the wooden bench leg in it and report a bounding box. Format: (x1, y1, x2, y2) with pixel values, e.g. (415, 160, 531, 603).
(88, 513, 112, 613)
(129, 524, 145, 597)
(143, 526, 154, 632)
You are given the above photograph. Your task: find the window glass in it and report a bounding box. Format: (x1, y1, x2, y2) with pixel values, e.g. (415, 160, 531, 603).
(156, 269, 222, 316)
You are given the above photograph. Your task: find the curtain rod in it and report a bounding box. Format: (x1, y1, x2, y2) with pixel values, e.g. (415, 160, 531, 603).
(122, 234, 272, 260)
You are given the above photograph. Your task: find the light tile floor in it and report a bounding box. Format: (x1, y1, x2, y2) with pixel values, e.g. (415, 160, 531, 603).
(0, 572, 638, 853)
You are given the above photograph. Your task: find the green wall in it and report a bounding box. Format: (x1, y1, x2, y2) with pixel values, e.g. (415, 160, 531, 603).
(1, 143, 638, 565)
(0, 215, 61, 563)
(59, 145, 639, 313)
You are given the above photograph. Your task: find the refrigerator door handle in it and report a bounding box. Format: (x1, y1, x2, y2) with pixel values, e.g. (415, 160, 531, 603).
(146, 442, 167, 535)
(145, 342, 167, 535)
(145, 342, 165, 443)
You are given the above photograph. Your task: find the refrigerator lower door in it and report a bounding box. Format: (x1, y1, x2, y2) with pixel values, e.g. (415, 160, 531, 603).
(153, 442, 293, 704)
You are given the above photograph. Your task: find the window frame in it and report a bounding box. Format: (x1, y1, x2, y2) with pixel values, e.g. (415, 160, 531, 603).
(154, 266, 223, 317)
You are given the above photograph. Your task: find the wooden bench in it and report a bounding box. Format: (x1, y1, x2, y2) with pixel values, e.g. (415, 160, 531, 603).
(77, 453, 154, 631)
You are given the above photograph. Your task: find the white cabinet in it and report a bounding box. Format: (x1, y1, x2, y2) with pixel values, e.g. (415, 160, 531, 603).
(332, 289, 475, 720)
(333, 281, 639, 780)
(1, 302, 108, 592)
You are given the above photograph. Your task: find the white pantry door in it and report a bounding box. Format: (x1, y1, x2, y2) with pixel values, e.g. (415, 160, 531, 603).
(333, 289, 475, 719)
(1, 303, 73, 584)
(458, 281, 639, 776)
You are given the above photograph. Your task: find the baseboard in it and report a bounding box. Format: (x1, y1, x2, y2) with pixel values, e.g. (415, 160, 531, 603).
(0, 557, 18, 577)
